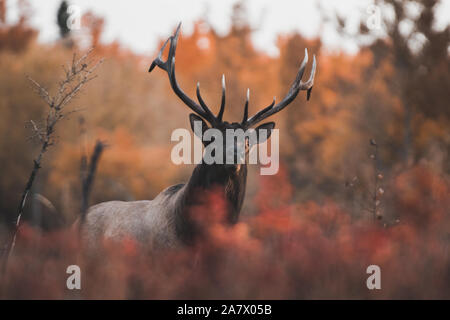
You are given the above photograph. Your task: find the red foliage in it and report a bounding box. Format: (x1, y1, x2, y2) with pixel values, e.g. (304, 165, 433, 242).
(1, 165, 449, 299)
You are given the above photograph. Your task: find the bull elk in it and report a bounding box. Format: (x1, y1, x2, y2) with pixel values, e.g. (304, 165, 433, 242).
(81, 24, 316, 248)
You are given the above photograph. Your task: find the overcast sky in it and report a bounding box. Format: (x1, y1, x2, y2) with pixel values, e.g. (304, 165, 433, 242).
(5, 0, 450, 56)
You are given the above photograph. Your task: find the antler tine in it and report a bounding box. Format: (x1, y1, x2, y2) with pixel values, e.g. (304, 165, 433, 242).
(241, 88, 249, 124)
(246, 97, 275, 125)
(148, 22, 182, 73)
(292, 48, 309, 90)
(168, 22, 181, 63)
(302, 54, 316, 100)
(244, 49, 317, 128)
(149, 22, 216, 124)
(148, 37, 170, 73)
(217, 74, 226, 121)
(196, 82, 217, 122)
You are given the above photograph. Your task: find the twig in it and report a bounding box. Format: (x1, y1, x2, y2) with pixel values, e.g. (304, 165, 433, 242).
(345, 138, 385, 222)
(369, 139, 384, 221)
(371, 141, 379, 220)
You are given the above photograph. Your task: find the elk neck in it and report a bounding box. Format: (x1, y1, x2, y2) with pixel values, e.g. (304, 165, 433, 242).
(174, 162, 248, 244)
(186, 162, 248, 221)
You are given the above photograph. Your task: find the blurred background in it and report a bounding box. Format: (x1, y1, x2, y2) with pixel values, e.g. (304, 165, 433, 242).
(0, 0, 449, 299)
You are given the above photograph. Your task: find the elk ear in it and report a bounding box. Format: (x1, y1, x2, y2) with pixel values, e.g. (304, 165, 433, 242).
(189, 113, 209, 138)
(254, 122, 275, 144)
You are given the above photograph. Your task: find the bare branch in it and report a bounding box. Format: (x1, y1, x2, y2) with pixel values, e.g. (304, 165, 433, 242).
(1, 49, 102, 276)
(80, 140, 107, 228)
(27, 76, 52, 106)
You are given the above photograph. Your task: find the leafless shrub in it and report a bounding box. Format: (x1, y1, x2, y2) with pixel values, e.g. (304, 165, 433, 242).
(1, 49, 103, 274)
(345, 138, 386, 221)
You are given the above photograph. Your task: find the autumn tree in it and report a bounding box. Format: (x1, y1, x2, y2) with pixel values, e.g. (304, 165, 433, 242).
(82, 11, 104, 49)
(0, 0, 37, 52)
(332, 0, 449, 167)
(0, 0, 6, 24)
(57, 1, 70, 38)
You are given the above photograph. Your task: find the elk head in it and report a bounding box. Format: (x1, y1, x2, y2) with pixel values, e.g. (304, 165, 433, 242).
(149, 23, 316, 169)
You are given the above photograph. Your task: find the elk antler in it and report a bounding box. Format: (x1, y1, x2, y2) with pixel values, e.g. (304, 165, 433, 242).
(242, 49, 316, 128)
(150, 23, 316, 129)
(149, 23, 225, 126)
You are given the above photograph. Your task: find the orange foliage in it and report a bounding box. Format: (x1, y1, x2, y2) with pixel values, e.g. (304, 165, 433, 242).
(0, 0, 37, 53)
(82, 11, 105, 49)
(49, 127, 183, 207)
